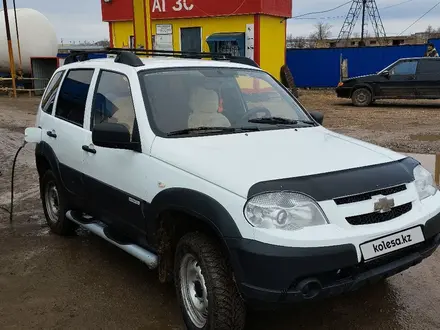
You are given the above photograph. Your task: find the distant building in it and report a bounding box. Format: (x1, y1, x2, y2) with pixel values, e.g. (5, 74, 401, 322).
(287, 33, 432, 49)
(57, 44, 107, 54)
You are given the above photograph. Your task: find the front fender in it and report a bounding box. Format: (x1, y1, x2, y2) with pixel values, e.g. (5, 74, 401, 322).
(351, 83, 374, 98)
(146, 188, 243, 245)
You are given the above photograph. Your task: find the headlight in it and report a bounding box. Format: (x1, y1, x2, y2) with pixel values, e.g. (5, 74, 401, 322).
(413, 165, 437, 200)
(243, 192, 328, 231)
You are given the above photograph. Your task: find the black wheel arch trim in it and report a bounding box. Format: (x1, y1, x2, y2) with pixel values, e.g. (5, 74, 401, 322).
(35, 141, 80, 197)
(146, 188, 243, 245)
(35, 142, 62, 182)
(351, 83, 374, 98)
(248, 157, 420, 201)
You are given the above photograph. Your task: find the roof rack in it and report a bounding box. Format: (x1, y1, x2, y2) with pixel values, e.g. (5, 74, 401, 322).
(63, 47, 260, 68)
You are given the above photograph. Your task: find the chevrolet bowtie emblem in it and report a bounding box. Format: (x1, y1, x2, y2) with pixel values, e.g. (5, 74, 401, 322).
(373, 196, 395, 213)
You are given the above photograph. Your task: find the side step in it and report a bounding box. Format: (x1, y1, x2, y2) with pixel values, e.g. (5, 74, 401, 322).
(66, 210, 159, 270)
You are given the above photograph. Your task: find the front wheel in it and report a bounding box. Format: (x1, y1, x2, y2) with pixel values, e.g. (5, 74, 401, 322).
(352, 88, 372, 107)
(174, 232, 246, 330)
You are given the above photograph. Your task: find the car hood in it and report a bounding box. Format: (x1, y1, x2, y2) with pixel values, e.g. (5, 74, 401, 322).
(343, 73, 380, 84)
(151, 127, 406, 198)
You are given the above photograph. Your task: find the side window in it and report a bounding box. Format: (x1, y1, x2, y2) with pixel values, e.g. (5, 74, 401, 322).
(91, 70, 136, 138)
(390, 60, 418, 75)
(55, 69, 95, 127)
(41, 71, 64, 114)
(418, 60, 440, 74)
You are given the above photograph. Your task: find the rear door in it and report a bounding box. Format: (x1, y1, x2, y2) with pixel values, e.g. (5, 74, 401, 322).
(415, 59, 440, 99)
(378, 59, 419, 98)
(43, 68, 96, 199)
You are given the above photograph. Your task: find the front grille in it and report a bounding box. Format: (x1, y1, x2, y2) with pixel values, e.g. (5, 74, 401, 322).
(334, 184, 407, 205)
(346, 202, 412, 225)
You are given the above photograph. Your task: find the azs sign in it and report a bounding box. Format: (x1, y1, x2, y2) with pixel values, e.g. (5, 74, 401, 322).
(152, 0, 194, 12)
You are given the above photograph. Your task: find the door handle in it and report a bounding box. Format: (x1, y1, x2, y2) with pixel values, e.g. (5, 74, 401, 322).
(82, 145, 97, 154)
(46, 130, 57, 138)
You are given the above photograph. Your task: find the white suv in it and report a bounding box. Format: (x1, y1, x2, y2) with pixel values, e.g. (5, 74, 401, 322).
(32, 49, 440, 330)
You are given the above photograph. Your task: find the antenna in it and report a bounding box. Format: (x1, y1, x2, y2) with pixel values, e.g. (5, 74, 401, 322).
(337, 0, 386, 46)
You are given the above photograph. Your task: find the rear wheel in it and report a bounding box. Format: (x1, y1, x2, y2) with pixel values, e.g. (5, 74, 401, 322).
(352, 88, 372, 107)
(40, 170, 77, 235)
(174, 232, 246, 330)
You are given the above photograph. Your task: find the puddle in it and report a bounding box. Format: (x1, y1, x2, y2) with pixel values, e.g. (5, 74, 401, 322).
(410, 134, 440, 142)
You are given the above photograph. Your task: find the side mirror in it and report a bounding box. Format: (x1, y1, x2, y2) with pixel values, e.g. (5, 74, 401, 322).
(92, 122, 140, 151)
(380, 70, 390, 77)
(309, 111, 324, 125)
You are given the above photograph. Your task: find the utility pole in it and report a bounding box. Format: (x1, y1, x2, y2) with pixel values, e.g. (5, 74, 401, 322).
(12, 0, 23, 72)
(359, 0, 367, 46)
(2, 0, 17, 98)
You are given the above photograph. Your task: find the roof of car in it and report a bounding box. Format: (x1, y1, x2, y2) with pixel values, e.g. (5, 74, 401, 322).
(399, 57, 440, 61)
(61, 56, 262, 72)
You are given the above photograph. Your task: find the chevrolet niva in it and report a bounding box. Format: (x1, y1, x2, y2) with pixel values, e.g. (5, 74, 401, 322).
(26, 49, 440, 330)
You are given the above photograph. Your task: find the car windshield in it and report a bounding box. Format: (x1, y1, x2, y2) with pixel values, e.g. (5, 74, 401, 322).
(138, 67, 315, 137)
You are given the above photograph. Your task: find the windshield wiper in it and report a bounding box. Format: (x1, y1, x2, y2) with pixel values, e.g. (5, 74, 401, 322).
(248, 117, 316, 126)
(167, 126, 260, 136)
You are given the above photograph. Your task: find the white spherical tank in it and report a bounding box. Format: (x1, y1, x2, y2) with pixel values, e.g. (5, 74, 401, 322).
(0, 8, 58, 74)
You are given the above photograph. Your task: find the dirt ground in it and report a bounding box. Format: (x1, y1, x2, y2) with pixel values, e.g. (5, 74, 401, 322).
(1, 91, 440, 329)
(300, 89, 440, 154)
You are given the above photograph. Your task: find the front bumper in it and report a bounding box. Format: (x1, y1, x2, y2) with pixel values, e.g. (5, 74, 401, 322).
(335, 86, 352, 98)
(227, 211, 440, 308)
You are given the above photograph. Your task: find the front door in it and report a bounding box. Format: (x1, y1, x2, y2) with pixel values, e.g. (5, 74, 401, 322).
(180, 27, 201, 53)
(416, 59, 440, 98)
(81, 69, 147, 241)
(377, 59, 419, 98)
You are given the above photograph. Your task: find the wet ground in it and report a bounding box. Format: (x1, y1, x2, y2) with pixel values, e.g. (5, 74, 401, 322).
(1, 93, 440, 329)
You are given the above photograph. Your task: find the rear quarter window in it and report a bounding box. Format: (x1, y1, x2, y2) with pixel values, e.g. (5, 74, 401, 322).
(41, 71, 65, 114)
(418, 60, 440, 74)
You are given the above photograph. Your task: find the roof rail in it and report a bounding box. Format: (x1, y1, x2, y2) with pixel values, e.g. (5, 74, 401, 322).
(63, 47, 260, 68)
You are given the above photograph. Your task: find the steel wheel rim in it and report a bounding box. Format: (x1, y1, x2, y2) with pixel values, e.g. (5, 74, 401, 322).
(180, 253, 208, 328)
(356, 91, 367, 103)
(45, 181, 60, 224)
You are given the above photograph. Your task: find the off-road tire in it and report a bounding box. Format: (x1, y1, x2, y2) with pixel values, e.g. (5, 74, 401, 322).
(280, 64, 299, 98)
(352, 88, 372, 107)
(40, 170, 77, 236)
(174, 232, 246, 330)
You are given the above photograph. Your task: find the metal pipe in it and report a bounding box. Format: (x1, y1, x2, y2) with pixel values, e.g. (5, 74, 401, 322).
(2, 0, 17, 98)
(12, 0, 23, 72)
(66, 211, 159, 269)
(360, 0, 367, 47)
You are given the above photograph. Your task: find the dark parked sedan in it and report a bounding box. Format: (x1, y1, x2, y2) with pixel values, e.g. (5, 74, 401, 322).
(336, 57, 440, 106)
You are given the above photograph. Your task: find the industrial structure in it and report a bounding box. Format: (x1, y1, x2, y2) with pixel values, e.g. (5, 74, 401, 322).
(100, 0, 292, 79)
(0, 8, 58, 74)
(1, 7, 58, 97)
(336, 0, 386, 47)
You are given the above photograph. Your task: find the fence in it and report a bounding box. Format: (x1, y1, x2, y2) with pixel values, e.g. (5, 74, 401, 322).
(286, 38, 440, 88)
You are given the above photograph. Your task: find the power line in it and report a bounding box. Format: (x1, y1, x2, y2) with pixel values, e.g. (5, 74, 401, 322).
(381, 0, 414, 10)
(291, 0, 413, 21)
(294, 15, 346, 20)
(291, 1, 352, 19)
(398, 1, 440, 35)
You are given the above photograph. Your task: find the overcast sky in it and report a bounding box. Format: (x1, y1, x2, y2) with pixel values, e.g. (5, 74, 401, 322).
(0, 0, 439, 41)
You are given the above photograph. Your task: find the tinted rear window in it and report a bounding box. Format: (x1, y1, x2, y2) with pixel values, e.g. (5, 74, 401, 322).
(418, 60, 440, 74)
